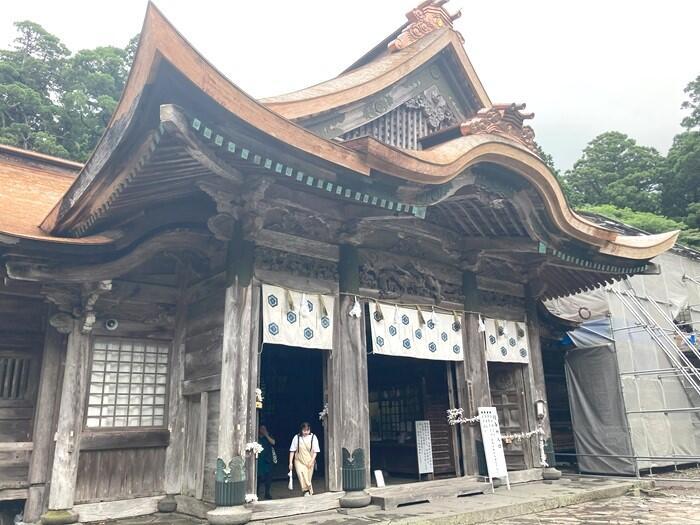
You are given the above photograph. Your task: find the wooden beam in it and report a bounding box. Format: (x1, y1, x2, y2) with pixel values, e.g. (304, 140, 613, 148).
(23, 314, 65, 523)
(445, 363, 463, 477)
(255, 229, 339, 262)
(163, 263, 190, 496)
(182, 374, 221, 396)
(329, 246, 370, 490)
(0, 442, 33, 452)
(459, 271, 490, 476)
(0, 488, 28, 502)
(5, 230, 212, 283)
(217, 228, 256, 493)
(502, 202, 528, 236)
(460, 200, 499, 237)
(79, 430, 170, 451)
(160, 104, 243, 184)
(245, 282, 262, 497)
(439, 202, 482, 237)
(195, 391, 208, 500)
(46, 318, 90, 516)
(523, 286, 553, 469)
(486, 205, 510, 236)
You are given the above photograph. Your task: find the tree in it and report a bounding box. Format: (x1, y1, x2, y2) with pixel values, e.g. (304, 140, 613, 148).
(681, 74, 700, 130)
(534, 141, 579, 205)
(563, 131, 664, 212)
(0, 21, 134, 160)
(59, 46, 130, 159)
(579, 204, 700, 250)
(661, 131, 700, 222)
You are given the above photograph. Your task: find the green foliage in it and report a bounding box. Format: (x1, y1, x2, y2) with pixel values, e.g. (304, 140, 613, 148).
(678, 228, 700, 248)
(661, 131, 700, 222)
(535, 142, 579, 205)
(681, 74, 700, 130)
(685, 202, 700, 229)
(563, 131, 663, 212)
(579, 204, 700, 250)
(579, 204, 684, 234)
(0, 21, 134, 160)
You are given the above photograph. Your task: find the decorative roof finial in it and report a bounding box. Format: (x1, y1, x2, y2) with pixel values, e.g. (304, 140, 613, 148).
(460, 103, 538, 153)
(388, 0, 462, 52)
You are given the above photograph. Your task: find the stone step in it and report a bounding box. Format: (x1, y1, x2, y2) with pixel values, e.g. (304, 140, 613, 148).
(336, 504, 383, 515)
(368, 479, 489, 510)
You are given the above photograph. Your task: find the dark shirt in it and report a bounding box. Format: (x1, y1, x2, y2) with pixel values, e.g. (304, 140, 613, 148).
(257, 436, 274, 474)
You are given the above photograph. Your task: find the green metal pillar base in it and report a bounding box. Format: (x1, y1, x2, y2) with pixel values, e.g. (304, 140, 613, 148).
(339, 491, 372, 508)
(40, 510, 78, 525)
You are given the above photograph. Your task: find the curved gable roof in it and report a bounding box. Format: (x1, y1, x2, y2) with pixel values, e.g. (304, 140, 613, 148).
(262, 27, 491, 120)
(0, 144, 111, 244)
(5, 2, 674, 262)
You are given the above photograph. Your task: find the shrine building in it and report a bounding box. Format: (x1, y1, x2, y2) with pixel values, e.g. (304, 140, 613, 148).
(0, 2, 678, 523)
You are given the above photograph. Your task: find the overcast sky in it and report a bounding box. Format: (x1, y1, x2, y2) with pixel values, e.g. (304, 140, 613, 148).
(1, 0, 698, 170)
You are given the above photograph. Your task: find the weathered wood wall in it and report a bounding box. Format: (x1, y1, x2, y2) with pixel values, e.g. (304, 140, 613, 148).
(0, 294, 44, 443)
(71, 260, 179, 504)
(0, 291, 45, 502)
(181, 390, 220, 503)
(184, 278, 224, 384)
(180, 273, 225, 503)
(202, 390, 220, 503)
(424, 368, 456, 476)
(74, 447, 166, 503)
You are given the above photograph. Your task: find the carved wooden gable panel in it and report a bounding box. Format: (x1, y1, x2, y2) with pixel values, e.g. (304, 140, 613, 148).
(341, 85, 458, 150)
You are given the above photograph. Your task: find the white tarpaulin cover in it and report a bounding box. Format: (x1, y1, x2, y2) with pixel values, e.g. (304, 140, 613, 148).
(368, 302, 463, 361)
(262, 284, 334, 350)
(484, 318, 530, 364)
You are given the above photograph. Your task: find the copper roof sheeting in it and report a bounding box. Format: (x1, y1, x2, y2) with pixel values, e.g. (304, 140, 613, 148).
(0, 3, 680, 262)
(262, 28, 491, 120)
(0, 146, 111, 244)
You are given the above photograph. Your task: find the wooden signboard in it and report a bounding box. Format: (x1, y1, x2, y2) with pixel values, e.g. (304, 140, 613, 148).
(415, 420, 434, 476)
(478, 407, 510, 490)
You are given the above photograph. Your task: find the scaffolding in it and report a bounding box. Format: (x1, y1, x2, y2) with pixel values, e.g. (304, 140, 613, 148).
(548, 249, 700, 475)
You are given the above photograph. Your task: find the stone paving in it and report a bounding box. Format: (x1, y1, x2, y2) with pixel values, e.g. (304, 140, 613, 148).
(82, 479, 700, 524)
(490, 487, 700, 524)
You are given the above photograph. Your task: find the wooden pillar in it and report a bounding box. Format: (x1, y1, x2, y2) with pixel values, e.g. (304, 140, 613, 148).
(459, 271, 490, 476)
(162, 264, 191, 506)
(244, 281, 261, 498)
(23, 315, 66, 523)
(328, 245, 370, 491)
(43, 317, 91, 523)
(217, 225, 256, 485)
(523, 286, 553, 469)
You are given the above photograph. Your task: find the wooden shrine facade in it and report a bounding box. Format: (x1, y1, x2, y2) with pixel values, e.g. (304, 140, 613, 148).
(0, 2, 677, 523)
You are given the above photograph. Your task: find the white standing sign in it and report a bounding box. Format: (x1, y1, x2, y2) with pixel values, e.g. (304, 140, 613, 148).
(415, 420, 434, 475)
(478, 407, 510, 490)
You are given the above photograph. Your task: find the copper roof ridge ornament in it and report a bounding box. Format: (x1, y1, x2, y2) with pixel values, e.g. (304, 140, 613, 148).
(388, 0, 463, 52)
(460, 103, 538, 154)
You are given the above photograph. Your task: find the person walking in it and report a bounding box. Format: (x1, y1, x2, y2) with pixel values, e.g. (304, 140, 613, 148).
(257, 424, 276, 500)
(288, 422, 320, 496)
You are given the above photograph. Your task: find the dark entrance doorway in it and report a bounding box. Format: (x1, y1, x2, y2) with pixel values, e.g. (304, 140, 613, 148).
(258, 344, 325, 499)
(487, 362, 529, 471)
(541, 337, 576, 470)
(367, 354, 457, 484)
